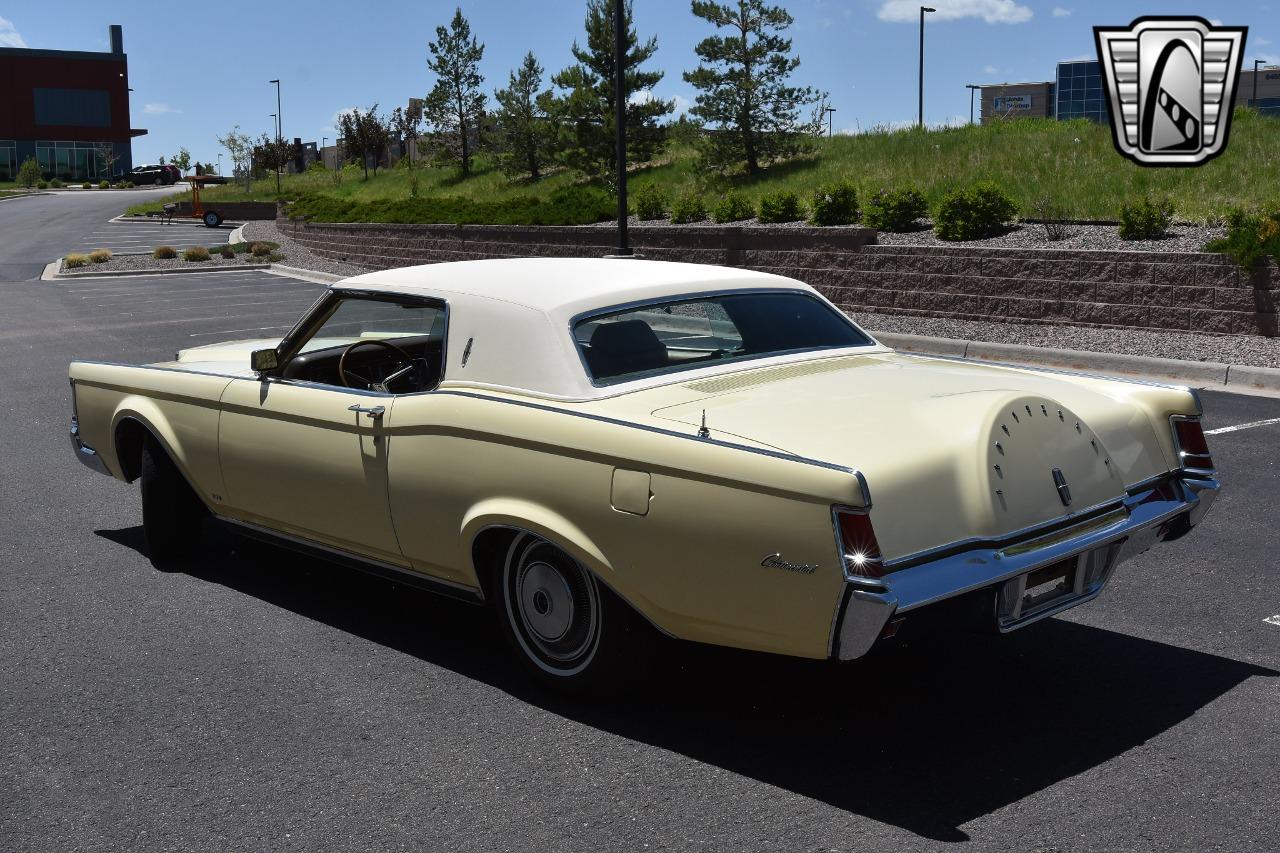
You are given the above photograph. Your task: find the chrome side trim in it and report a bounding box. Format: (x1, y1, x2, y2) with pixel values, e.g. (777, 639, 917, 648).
(218, 516, 485, 605)
(430, 389, 870, 486)
(830, 472, 1220, 661)
(69, 416, 111, 476)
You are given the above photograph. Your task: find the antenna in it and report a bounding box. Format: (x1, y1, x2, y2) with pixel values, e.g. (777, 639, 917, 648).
(698, 410, 710, 439)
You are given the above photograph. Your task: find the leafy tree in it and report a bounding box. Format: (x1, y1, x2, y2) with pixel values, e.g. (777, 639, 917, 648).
(17, 156, 41, 188)
(550, 0, 673, 183)
(390, 103, 422, 169)
(494, 52, 557, 180)
(172, 147, 192, 175)
(423, 7, 486, 176)
(683, 0, 825, 174)
(338, 105, 393, 179)
(217, 125, 254, 191)
(253, 133, 293, 192)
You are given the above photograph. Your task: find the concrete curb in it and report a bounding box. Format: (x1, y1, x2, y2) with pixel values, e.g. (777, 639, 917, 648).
(52, 263, 272, 280)
(0, 192, 52, 202)
(227, 224, 246, 245)
(267, 264, 343, 284)
(108, 215, 239, 229)
(872, 331, 1280, 394)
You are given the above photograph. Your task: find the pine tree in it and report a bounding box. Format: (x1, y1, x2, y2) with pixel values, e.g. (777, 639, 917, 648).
(494, 52, 556, 180)
(683, 0, 825, 174)
(423, 7, 486, 176)
(550, 0, 673, 182)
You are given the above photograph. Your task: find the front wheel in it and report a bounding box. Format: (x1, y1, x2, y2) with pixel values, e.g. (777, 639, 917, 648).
(496, 533, 644, 692)
(140, 438, 206, 567)
(202, 211, 222, 227)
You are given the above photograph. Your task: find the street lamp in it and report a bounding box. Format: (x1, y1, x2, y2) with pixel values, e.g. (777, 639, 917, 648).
(824, 105, 837, 137)
(609, 0, 632, 257)
(269, 79, 282, 141)
(1254, 59, 1264, 108)
(919, 6, 935, 128)
(966, 83, 980, 124)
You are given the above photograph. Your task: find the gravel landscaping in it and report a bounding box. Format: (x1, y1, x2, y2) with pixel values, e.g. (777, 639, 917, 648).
(854, 311, 1280, 369)
(873, 221, 1225, 253)
(242, 220, 373, 278)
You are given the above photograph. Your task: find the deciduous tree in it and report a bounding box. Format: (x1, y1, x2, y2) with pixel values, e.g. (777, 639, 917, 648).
(172, 147, 192, 175)
(217, 125, 254, 191)
(683, 0, 825, 174)
(338, 105, 392, 179)
(423, 7, 486, 176)
(550, 0, 673, 183)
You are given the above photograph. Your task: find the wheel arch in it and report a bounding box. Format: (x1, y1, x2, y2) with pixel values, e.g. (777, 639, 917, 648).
(111, 405, 211, 509)
(462, 499, 614, 598)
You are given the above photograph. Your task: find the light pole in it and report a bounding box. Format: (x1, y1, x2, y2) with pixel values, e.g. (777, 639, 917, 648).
(270, 79, 283, 191)
(919, 6, 935, 128)
(966, 83, 980, 124)
(824, 105, 837, 137)
(609, 0, 632, 257)
(1254, 59, 1264, 108)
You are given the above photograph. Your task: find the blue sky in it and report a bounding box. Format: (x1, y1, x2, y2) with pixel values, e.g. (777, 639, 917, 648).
(2, 1, 1275, 168)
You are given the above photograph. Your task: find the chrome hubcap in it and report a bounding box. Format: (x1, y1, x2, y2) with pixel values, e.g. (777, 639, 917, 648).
(518, 561, 575, 643)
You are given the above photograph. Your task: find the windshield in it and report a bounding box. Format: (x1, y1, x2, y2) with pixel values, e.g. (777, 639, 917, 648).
(298, 296, 445, 354)
(573, 291, 873, 385)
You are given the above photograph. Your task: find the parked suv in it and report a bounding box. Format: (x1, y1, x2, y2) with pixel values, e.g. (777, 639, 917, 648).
(126, 164, 182, 185)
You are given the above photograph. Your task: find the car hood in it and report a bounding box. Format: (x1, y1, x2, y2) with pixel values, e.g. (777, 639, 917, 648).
(147, 337, 284, 377)
(638, 352, 1180, 561)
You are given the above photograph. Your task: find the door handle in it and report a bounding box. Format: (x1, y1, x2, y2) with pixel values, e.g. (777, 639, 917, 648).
(347, 404, 385, 420)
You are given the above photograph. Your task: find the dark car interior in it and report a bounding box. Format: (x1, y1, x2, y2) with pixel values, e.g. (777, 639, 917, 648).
(282, 333, 444, 394)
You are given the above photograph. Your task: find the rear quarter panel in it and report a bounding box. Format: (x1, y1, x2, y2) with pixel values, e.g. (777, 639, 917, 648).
(386, 391, 862, 659)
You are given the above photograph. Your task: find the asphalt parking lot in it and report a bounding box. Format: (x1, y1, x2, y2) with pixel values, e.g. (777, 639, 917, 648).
(2, 202, 1278, 851)
(71, 217, 236, 256)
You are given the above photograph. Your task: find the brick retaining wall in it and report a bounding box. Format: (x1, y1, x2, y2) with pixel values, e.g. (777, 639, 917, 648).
(278, 216, 1278, 337)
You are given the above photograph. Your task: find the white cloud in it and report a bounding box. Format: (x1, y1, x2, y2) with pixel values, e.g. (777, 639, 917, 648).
(143, 103, 180, 115)
(983, 64, 999, 75)
(1052, 7, 1071, 17)
(322, 107, 360, 134)
(1210, 19, 1223, 27)
(877, 0, 1032, 24)
(628, 89, 691, 114)
(1062, 53, 1094, 62)
(0, 15, 27, 47)
(1256, 37, 1271, 46)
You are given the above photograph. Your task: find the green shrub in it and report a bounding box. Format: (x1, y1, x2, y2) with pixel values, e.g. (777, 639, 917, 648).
(1204, 208, 1280, 270)
(17, 157, 41, 188)
(125, 181, 135, 188)
(864, 187, 928, 231)
(712, 193, 755, 223)
(669, 191, 707, 224)
(81, 182, 92, 189)
(64, 253, 89, 268)
(757, 191, 805, 224)
(183, 246, 211, 262)
(219, 245, 236, 259)
(307, 160, 328, 172)
(1118, 196, 1175, 240)
(286, 185, 614, 226)
(50, 178, 64, 188)
(88, 249, 112, 264)
(250, 241, 274, 257)
(809, 181, 859, 226)
(36, 180, 48, 189)
(98, 180, 109, 189)
(153, 245, 178, 259)
(934, 182, 1018, 241)
(633, 183, 669, 220)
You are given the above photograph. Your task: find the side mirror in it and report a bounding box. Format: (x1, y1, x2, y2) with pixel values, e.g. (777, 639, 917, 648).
(250, 348, 279, 373)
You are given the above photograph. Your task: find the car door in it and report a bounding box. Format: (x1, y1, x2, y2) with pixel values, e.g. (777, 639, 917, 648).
(217, 380, 404, 565)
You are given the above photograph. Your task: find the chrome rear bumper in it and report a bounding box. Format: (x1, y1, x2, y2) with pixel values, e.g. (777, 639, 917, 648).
(831, 473, 1220, 660)
(70, 416, 111, 476)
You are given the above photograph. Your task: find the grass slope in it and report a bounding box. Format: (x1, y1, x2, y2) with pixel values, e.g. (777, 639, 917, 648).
(127, 109, 1280, 224)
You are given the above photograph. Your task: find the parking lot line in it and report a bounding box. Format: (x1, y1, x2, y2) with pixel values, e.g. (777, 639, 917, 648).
(114, 297, 317, 316)
(1264, 615, 1280, 627)
(1205, 417, 1280, 436)
(188, 323, 298, 337)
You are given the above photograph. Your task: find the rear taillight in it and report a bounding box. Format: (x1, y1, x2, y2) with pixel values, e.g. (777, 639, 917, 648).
(1173, 418, 1214, 472)
(835, 509, 885, 578)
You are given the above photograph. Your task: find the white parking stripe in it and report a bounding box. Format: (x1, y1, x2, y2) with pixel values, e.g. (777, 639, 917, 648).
(1264, 615, 1280, 627)
(189, 323, 296, 337)
(1204, 417, 1280, 436)
(114, 297, 315, 316)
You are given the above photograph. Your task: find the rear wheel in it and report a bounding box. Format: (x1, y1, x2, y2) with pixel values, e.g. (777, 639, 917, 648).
(496, 533, 644, 692)
(202, 211, 222, 227)
(139, 438, 206, 567)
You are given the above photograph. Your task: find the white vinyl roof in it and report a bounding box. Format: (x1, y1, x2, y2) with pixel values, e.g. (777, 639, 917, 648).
(334, 258, 876, 400)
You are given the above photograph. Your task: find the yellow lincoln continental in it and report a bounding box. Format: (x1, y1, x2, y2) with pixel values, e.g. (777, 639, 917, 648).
(69, 258, 1220, 689)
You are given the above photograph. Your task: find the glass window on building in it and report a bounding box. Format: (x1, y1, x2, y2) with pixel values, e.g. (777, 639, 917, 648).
(0, 141, 16, 181)
(1056, 60, 1110, 123)
(34, 141, 112, 180)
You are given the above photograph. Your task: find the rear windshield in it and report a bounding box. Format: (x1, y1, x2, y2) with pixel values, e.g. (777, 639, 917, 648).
(573, 291, 873, 385)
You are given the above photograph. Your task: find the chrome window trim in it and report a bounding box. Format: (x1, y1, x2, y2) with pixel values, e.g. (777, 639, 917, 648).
(566, 287, 879, 389)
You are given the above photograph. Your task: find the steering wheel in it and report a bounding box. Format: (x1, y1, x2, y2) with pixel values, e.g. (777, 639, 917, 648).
(338, 339, 417, 392)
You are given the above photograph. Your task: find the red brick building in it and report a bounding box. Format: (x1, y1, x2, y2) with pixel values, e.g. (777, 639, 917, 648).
(0, 25, 145, 181)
